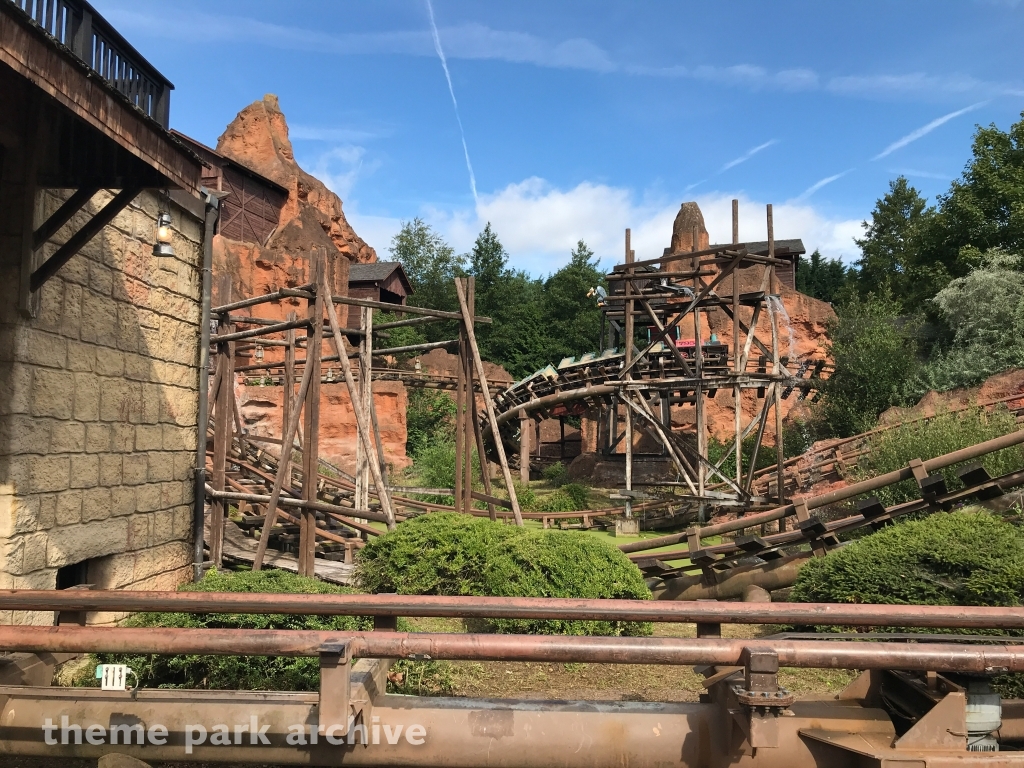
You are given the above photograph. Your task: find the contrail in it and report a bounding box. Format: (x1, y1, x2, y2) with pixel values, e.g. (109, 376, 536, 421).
(720, 139, 778, 173)
(873, 102, 987, 160)
(794, 169, 852, 202)
(426, 0, 478, 203)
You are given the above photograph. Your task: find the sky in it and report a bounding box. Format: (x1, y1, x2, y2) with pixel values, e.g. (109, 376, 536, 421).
(100, 0, 1024, 275)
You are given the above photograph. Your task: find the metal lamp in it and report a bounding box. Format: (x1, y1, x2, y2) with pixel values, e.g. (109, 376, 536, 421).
(153, 211, 174, 257)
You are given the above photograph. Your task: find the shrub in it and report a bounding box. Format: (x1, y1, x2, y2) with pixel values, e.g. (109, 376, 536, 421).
(790, 509, 1024, 695)
(512, 480, 538, 511)
(561, 483, 590, 510)
(406, 388, 456, 458)
(542, 462, 569, 487)
(357, 513, 652, 636)
(852, 406, 1024, 506)
(818, 291, 919, 437)
(92, 569, 373, 691)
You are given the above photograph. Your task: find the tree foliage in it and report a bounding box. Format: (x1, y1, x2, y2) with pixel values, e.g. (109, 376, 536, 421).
(796, 249, 852, 304)
(818, 291, 919, 437)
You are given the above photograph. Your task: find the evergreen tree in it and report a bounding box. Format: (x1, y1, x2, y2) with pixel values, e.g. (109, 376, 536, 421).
(854, 177, 936, 308)
(542, 240, 606, 360)
(796, 249, 852, 304)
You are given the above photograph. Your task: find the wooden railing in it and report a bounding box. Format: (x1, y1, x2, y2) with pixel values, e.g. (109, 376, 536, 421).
(7, 0, 172, 127)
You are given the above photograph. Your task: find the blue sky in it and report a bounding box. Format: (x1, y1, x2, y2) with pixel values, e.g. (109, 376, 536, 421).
(102, 0, 1024, 274)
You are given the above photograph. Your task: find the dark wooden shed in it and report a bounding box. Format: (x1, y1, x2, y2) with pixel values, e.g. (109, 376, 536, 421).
(171, 131, 288, 246)
(347, 262, 413, 325)
(709, 238, 805, 290)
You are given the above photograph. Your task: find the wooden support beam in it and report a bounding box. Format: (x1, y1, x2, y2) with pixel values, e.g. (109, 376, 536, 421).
(454, 279, 523, 525)
(322, 267, 398, 530)
(32, 186, 99, 249)
(299, 253, 324, 576)
(30, 186, 141, 292)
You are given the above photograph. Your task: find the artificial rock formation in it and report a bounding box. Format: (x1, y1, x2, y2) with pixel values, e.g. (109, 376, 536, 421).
(216, 94, 376, 264)
(207, 96, 407, 470)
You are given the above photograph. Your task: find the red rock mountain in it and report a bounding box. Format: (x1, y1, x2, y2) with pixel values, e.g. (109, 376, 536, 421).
(216, 94, 376, 264)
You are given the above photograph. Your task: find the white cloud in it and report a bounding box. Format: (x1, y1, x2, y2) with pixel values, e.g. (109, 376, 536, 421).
(358, 178, 862, 275)
(305, 145, 376, 200)
(104, 2, 1024, 102)
(872, 102, 988, 160)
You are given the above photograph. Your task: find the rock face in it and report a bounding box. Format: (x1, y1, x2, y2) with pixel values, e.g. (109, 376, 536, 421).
(209, 95, 407, 471)
(216, 94, 376, 264)
(238, 380, 410, 473)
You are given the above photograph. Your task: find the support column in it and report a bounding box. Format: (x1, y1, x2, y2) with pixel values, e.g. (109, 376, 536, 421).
(623, 229, 634, 519)
(519, 409, 530, 485)
(299, 253, 324, 576)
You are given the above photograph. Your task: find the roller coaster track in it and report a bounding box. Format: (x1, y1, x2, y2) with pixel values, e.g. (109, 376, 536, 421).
(623, 427, 1024, 585)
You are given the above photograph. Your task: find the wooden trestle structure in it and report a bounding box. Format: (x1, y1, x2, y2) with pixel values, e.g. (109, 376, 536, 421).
(490, 202, 830, 521)
(203, 251, 523, 576)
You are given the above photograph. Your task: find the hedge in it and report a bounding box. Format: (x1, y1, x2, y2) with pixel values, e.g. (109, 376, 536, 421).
(790, 509, 1024, 696)
(357, 513, 652, 636)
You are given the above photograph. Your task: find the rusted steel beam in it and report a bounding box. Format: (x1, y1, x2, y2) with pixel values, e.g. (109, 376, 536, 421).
(2, 591, 1024, 629)
(1, 625, 1022, 672)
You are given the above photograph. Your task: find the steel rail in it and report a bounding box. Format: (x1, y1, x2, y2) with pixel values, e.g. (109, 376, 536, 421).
(3, 591, 1024, 629)
(1, 625, 1022, 672)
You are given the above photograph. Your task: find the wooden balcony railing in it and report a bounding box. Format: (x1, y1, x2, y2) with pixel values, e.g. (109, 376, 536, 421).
(7, 0, 172, 127)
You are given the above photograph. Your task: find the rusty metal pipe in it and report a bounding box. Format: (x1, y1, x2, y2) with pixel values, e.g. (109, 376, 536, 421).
(3, 625, 1024, 672)
(2, 591, 1024, 629)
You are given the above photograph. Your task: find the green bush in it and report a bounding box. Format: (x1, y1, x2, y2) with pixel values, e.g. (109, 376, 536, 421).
(852, 406, 1024, 505)
(538, 483, 590, 512)
(561, 483, 590, 509)
(406, 388, 456, 458)
(512, 480, 538, 511)
(542, 462, 569, 487)
(357, 513, 652, 636)
(790, 509, 1024, 696)
(92, 570, 373, 691)
(791, 510, 1024, 607)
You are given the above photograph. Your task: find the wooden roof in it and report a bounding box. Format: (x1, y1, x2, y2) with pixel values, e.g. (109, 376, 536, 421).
(349, 262, 413, 295)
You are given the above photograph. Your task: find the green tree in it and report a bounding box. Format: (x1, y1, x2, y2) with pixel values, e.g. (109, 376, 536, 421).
(934, 112, 1024, 266)
(911, 249, 1024, 394)
(541, 240, 606, 360)
(467, 223, 548, 378)
(818, 291, 919, 437)
(796, 249, 852, 304)
(854, 177, 937, 308)
(389, 219, 465, 341)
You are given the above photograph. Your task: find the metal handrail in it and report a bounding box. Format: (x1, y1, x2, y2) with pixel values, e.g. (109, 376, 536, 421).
(6, 0, 172, 126)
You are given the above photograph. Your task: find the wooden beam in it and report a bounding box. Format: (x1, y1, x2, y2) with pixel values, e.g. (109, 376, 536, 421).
(454, 279, 523, 525)
(29, 186, 141, 292)
(32, 186, 100, 249)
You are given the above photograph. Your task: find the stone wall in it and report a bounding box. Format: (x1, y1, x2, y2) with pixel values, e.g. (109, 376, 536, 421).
(0, 189, 203, 624)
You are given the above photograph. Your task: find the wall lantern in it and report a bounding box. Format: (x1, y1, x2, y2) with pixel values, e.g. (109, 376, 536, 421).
(254, 344, 264, 362)
(153, 211, 174, 257)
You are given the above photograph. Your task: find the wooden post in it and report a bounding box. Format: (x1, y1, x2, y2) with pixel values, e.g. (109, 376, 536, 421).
(209, 316, 232, 569)
(692, 225, 705, 503)
(472, 391, 498, 521)
(356, 306, 371, 514)
(283, 311, 296, 490)
(365, 306, 389, 516)
(768, 204, 786, 507)
(251, 336, 317, 570)
(299, 253, 324, 577)
(462, 279, 476, 514)
(454, 279, 523, 525)
(321, 270, 398, 529)
(623, 229, 634, 519)
(454, 295, 466, 512)
(733, 199, 742, 487)
(519, 409, 530, 485)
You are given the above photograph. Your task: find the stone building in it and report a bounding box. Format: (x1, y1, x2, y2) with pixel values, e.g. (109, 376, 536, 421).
(0, 0, 211, 623)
